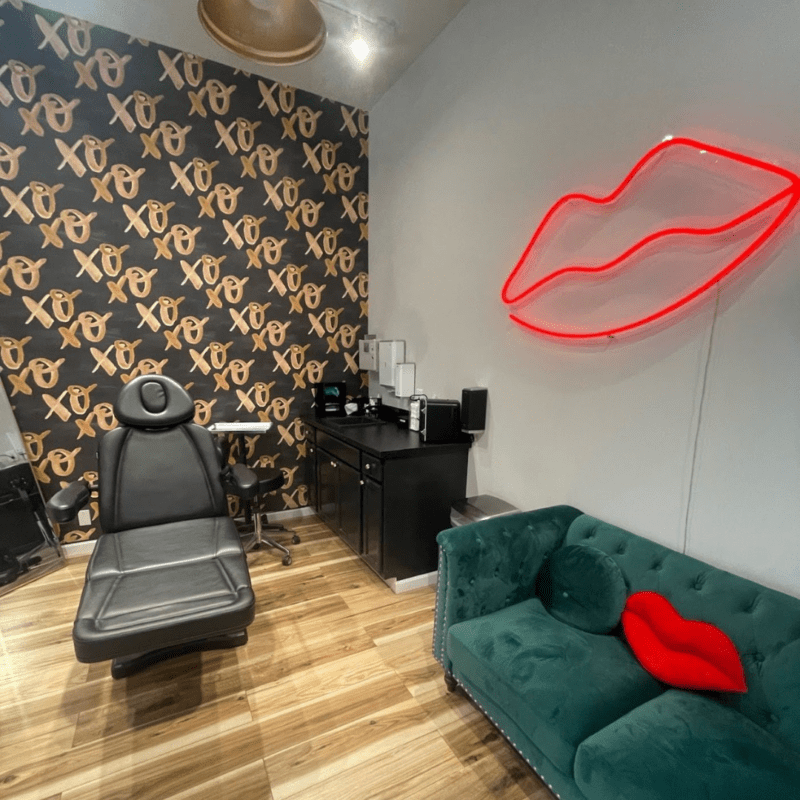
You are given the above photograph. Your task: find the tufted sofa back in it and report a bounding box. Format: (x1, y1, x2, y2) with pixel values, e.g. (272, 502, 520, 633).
(565, 515, 800, 752)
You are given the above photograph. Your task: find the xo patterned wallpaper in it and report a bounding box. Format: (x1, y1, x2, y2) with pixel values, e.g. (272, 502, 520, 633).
(0, 0, 369, 541)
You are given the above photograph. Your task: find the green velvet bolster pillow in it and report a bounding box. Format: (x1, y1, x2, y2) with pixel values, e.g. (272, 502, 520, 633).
(537, 544, 628, 634)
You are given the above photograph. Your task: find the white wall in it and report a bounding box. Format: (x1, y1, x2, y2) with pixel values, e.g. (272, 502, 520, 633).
(370, 0, 800, 596)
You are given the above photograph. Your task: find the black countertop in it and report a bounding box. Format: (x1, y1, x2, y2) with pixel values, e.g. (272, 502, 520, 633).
(302, 414, 472, 460)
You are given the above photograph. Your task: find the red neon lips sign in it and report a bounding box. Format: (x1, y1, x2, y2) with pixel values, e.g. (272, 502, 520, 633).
(502, 137, 800, 341)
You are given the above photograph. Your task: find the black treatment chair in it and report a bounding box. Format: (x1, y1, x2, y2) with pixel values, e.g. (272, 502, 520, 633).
(46, 375, 258, 679)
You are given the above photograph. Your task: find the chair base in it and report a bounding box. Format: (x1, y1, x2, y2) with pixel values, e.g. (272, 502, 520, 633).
(109, 630, 249, 679)
(247, 514, 300, 566)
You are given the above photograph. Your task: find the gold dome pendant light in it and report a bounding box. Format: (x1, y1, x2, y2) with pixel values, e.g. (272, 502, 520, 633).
(198, 0, 327, 66)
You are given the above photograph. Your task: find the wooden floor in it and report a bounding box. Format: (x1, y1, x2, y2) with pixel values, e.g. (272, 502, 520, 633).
(0, 516, 554, 800)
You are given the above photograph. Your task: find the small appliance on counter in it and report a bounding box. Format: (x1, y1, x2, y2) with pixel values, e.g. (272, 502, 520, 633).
(409, 396, 422, 432)
(345, 396, 370, 416)
(409, 395, 461, 443)
(312, 381, 347, 417)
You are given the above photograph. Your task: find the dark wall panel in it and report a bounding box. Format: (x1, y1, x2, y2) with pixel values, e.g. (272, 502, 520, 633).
(0, 1, 369, 541)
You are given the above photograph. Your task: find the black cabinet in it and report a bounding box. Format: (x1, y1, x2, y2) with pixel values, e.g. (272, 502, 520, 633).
(304, 430, 318, 512)
(316, 449, 361, 554)
(303, 418, 470, 582)
(379, 449, 468, 581)
(316, 452, 336, 524)
(337, 458, 361, 553)
(361, 474, 382, 574)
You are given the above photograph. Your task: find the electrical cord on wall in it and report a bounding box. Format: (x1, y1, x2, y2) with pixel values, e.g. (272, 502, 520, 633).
(682, 286, 721, 554)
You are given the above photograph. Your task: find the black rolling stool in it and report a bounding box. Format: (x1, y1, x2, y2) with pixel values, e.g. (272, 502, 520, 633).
(208, 421, 300, 566)
(250, 467, 301, 566)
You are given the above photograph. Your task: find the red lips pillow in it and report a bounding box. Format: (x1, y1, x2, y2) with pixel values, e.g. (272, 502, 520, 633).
(622, 591, 747, 693)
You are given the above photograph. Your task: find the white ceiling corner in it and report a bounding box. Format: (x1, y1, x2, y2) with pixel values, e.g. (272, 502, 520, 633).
(30, 0, 472, 110)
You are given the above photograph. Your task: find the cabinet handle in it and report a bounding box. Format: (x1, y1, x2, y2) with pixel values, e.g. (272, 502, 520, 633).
(360, 480, 365, 485)
(365, 463, 371, 470)
(331, 460, 336, 467)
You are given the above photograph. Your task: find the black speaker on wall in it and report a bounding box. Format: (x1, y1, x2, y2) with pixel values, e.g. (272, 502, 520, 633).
(461, 387, 488, 433)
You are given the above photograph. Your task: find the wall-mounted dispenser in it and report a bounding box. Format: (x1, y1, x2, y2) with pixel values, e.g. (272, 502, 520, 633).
(394, 363, 415, 397)
(358, 335, 377, 371)
(379, 340, 405, 387)
(461, 387, 488, 433)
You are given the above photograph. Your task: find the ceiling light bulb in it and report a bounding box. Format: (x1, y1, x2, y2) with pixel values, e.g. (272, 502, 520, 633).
(350, 36, 369, 61)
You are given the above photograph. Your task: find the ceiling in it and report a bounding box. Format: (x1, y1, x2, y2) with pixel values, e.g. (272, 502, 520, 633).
(33, 0, 472, 110)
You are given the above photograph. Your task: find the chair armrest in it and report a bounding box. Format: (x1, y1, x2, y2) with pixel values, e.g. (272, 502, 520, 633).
(433, 504, 583, 670)
(46, 481, 90, 524)
(222, 463, 259, 501)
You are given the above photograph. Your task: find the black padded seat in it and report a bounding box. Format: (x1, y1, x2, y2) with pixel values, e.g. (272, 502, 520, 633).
(73, 516, 254, 663)
(254, 468, 283, 495)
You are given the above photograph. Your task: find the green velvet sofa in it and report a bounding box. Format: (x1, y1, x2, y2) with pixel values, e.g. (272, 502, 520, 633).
(433, 505, 800, 800)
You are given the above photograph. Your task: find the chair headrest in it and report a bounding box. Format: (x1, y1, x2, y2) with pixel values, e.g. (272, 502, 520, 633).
(114, 375, 195, 428)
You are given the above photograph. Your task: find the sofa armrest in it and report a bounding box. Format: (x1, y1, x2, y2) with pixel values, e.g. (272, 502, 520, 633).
(433, 504, 583, 671)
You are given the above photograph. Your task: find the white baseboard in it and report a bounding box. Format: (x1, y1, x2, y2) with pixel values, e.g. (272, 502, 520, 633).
(386, 570, 438, 594)
(264, 506, 316, 523)
(63, 540, 96, 558)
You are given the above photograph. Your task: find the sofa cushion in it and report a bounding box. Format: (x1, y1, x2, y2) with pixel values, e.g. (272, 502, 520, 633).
(537, 544, 627, 634)
(447, 597, 663, 774)
(574, 689, 800, 800)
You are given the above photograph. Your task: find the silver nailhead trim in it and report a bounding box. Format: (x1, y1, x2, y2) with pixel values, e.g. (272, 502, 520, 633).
(458, 680, 563, 800)
(432, 545, 444, 665)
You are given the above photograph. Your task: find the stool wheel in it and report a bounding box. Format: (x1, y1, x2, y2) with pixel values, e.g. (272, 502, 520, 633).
(282, 555, 292, 566)
(292, 534, 301, 544)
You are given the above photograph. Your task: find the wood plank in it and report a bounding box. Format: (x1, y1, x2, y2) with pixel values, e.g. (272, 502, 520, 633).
(246, 647, 390, 719)
(0, 640, 89, 710)
(72, 685, 252, 748)
(1, 605, 76, 639)
(263, 698, 437, 799)
(57, 725, 270, 800)
(376, 628, 443, 697)
(362, 606, 434, 645)
(273, 729, 462, 800)
(1, 694, 255, 800)
(400, 764, 498, 800)
(106, 760, 274, 800)
(0, 708, 77, 762)
(346, 586, 434, 628)
(250, 671, 413, 757)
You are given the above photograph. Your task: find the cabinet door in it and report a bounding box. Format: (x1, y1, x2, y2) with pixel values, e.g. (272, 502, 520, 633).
(305, 441, 318, 512)
(361, 476, 382, 574)
(317, 452, 337, 528)
(337, 459, 362, 554)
